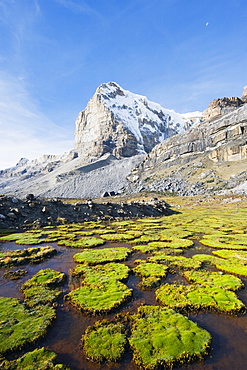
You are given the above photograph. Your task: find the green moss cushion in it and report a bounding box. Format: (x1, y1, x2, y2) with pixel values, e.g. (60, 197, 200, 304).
(148, 254, 202, 270)
(129, 305, 211, 369)
(82, 321, 127, 362)
(183, 270, 244, 291)
(1, 347, 70, 369)
(21, 268, 66, 289)
(133, 262, 168, 290)
(0, 246, 57, 267)
(73, 247, 131, 264)
(156, 283, 245, 314)
(65, 279, 132, 314)
(0, 297, 55, 354)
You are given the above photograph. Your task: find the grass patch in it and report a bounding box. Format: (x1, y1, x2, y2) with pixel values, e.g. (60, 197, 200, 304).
(0, 246, 57, 267)
(148, 254, 202, 270)
(1, 347, 70, 369)
(129, 305, 211, 370)
(21, 268, 66, 289)
(58, 236, 105, 248)
(95, 228, 117, 234)
(1, 235, 43, 246)
(65, 279, 132, 314)
(67, 261, 132, 314)
(132, 244, 183, 255)
(133, 262, 168, 290)
(82, 320, 127, 362)
(156, 284, 245, 314)
(73, 247, 131, 265)
(22, 285, 62, 307)
(71, 263, 129, 281)
(213, 249, 247, 260)
(0, 232, 40, 243)
(182, 270, 244, 291)
(21, 268, 66, 308)
(200, 238, 247, 250)
(201, 234, 247, 250)
(111, 220, 135, 227)
(73, 230, 94, 236)
(0, 297, 56, 354)
(159, 230, 194, 240)
(82, 222, 103, 229)
(128, 235, 160, 245)
(193, 253, 247, 277)
(100, 233, 135, 241)
(148, 239, 194, 250)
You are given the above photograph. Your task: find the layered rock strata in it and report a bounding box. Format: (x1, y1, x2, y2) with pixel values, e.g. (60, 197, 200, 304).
(127, 103, 247, 194)
(203, 97, 244, 122)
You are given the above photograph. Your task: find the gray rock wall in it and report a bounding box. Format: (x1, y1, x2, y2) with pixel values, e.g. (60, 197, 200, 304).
(127, 104, 247, 185)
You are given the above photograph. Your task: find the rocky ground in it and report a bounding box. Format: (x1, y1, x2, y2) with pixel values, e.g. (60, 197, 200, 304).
(127, 152, 247, 197)
(0, 154, 144, 199)
(0, 194, 172, 230)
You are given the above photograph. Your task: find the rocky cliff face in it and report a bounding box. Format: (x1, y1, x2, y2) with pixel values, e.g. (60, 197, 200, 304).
(74, 82, 202, 159)
(203, 97, 244, 122)
(127, 100, 247, 195)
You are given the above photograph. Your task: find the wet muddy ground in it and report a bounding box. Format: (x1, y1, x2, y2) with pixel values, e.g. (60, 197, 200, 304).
(1, 239, 247, 370)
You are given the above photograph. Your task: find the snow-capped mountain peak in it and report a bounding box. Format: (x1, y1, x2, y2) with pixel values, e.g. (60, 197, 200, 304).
(98, 82, 189, 140)
(74, 82, 202, 159)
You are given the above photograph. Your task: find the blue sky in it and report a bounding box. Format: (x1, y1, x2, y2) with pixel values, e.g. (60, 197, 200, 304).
(0, 0, 246, 169)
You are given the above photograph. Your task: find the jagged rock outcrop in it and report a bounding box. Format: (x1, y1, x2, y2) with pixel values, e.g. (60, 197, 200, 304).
(127, 102, 247, 195)
(203, 97, 244, 122)
(74, 82, 202, 159)
(242, 85, 247, 102)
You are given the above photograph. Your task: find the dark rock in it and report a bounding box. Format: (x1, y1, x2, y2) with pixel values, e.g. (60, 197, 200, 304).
(0, 195, 173, 230)
(7, 212, 17, 219)
(26, 194, 35, 201)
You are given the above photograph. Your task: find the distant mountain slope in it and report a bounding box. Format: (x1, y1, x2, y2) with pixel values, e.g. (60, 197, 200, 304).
(0, 153, 144, 199)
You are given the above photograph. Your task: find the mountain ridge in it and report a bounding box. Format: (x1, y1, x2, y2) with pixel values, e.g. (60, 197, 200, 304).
(0, 82, 246, 198)
(74, 81, 202, 160)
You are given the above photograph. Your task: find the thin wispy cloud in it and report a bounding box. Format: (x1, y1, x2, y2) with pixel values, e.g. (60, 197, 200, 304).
(56, 0, 98, 15)
(0, 73, 73, 169)
(0, 0, 245, 169)
(0, 0, 40, 36)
